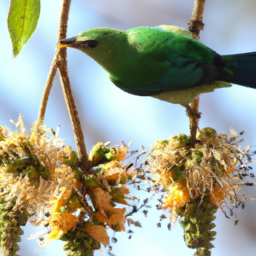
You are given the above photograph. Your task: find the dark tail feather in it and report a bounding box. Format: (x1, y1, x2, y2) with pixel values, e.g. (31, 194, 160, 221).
(220, 52, 256, 89)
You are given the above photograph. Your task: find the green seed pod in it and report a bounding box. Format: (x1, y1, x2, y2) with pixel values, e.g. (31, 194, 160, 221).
(72, 167, 82, 181)
(171, 167, 184, 182)
(5, 159, 31, 173)
(67, 151, 78, 167)
(89, 142, 110, 165)
(197, 128, 217, 145)
(154, 139, 169, 150)
(105, 148, 117, 161)
(191, 150, 204, 161)
(185, 150, 204, 169)
(83, 174, 102, 189)
(195, 247, 213, 256)
(180, 196, 218, 255)
(60, 193, 83, 213)
(22, 141, 36, 160)
(39, 166, 50, 180)
(25, 166, 38, 179)
(168, 134, 190, 150)
(62, 226, 100, 256)
(92, 167, 105, 175)
(61, 150, 78, 167)
(0, 196, 29, 256)
(25, 166, 40, 188)
(66, 193, 83, 212)
(69, 151, 78, 167)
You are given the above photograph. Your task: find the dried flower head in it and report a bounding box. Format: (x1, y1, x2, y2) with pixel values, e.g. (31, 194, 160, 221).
(0, 116, 135, 255)
(146, 127, 255, 254)
(148, 128, 255, 218)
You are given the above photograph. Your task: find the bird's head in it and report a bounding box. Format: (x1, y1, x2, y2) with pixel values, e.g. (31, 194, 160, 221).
(58, 27, 126, 65)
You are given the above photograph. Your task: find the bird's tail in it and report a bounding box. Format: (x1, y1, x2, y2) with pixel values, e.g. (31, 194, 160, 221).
(220, 52, 256, 89)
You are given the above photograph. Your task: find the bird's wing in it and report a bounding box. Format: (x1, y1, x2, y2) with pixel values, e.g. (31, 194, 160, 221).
(159, 58, 205, 90)
(118, 58, 209, 96)
(121, 27, 220, 95)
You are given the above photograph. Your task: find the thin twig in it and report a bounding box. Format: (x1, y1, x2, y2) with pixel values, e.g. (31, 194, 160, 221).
(189, 96, 200, 147)
(187, 0, 206, 147)
(187, 0, 206, 39)
(38, 61, 58, 123)
(125, 198, 149, 218)
(58, 59, 89, 170)
(37, 0, 89, 171)
(38, 0, 72, 123)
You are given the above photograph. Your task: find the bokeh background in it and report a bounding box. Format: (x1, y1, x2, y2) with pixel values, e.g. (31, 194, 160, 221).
(1, 0, 256, 255)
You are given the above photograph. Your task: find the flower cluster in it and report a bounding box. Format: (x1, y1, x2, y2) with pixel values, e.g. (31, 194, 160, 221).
(146, 127, 255, 255)
(0, 116, 133, 256)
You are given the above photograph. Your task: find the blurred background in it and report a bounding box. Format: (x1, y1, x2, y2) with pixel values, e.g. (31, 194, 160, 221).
(1, 0, 256, 255)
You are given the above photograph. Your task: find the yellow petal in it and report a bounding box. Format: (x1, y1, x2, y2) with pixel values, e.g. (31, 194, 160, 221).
(49, 212, 79, 232)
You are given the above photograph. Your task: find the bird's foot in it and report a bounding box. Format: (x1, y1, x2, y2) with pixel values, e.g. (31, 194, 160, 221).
(185, 105, 201, 119)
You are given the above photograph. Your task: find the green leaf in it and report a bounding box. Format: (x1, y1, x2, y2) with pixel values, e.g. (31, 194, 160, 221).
(7, 0, 40, 57)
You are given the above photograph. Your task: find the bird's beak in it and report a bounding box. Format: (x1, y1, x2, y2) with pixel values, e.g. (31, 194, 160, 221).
(57, 36, 77, 48)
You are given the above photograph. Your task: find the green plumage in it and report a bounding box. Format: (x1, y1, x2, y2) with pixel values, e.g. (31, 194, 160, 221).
(60, 25, 256, 105)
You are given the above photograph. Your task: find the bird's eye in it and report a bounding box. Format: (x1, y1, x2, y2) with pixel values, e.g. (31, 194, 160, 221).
(87, 40, 99, 48)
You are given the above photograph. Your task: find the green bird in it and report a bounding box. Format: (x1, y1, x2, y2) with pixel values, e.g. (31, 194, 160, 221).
(59, 25, 256, 106)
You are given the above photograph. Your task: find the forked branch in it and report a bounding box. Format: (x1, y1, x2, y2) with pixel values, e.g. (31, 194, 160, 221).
(37, 0, 89, 171)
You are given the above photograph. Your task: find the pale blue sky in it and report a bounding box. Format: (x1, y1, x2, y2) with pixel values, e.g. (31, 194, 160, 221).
(1, 1, 256, 256)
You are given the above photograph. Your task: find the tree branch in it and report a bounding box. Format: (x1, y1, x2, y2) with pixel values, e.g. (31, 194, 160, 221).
(187, 96, 200, 147)
(38, 61, 58, 123)
(58, 58, 89, 170)
(187, 0, 206, 40)
(37, 0, 89, 171)
(187, 0, 206, 147)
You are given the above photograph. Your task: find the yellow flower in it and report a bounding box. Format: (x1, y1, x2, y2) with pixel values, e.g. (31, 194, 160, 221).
(48, 212, 79, 233)
(34, 212, 79, 250)
(163, 183, 190, 209)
